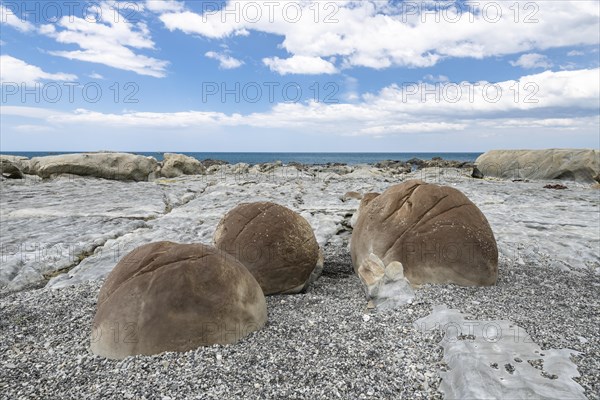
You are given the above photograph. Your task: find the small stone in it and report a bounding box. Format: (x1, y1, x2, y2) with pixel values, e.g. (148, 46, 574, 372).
(362, 314, 371, 322)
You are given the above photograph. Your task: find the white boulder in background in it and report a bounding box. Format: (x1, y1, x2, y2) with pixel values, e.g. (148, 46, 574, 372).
(476, 149, 599, 183)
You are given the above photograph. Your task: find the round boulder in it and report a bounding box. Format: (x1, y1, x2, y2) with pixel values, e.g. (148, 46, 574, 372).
(351, 180, 498, 286)
(91, 241, 267, 359)
(214, 202, 319, 295)
(160, 153, 206, 178)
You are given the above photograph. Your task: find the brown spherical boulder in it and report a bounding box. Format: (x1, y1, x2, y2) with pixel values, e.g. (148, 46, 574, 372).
(91, 241, 267, 359)
(214, 202, 319, 295)
(351, 180, 498, 286)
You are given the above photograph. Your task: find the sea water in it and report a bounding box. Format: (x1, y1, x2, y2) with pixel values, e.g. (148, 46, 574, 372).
(0, 152, 482, 165)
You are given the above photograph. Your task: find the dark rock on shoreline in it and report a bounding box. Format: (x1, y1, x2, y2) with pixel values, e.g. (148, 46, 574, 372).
(544, 184, 568, 190)
(201, 159, 229, 168)
(376, 158, 473, 173)
(0, 158, 24, 179)
(472, 167, 484, 179)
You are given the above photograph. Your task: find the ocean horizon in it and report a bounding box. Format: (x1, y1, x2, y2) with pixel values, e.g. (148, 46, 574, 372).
(0, 152, 482, 165)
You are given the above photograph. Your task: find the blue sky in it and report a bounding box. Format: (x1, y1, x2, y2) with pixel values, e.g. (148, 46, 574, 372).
(0, 0, 599, 152)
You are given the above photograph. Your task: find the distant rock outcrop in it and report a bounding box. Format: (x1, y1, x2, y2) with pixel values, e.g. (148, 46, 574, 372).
(29, 152, 158, 181)
(91, 242, 267, 359)
(160, 153, 205, 178)
(471, 167, 484, 179)
(0, 158, 24, 179)
(0, 155, 30, 175)
(351, 180, 498, 287)
(475, 149, 600, 183)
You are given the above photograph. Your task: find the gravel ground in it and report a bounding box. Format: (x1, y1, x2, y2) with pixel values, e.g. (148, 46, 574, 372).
(1, 242, 598, 400)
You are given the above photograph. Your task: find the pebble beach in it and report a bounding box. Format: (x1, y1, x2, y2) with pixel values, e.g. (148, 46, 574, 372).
(1, 244, 599, 399)
(1, 160, 599, 399)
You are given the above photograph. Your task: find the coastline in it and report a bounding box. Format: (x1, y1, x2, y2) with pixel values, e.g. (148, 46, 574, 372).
(0, 151, 482, 166)
(1, 151, 599, 399)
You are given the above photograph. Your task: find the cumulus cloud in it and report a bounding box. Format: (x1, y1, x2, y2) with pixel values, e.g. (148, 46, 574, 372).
(263, 55, 338, 75)
(150, 1, 599, 73)
(6, 68, 597, 138)
(38, 2, 168, 77)
(0, 55, 77, 84)
(510, 53, 553, 69)
(144, 0, 184, 13)
(423, 74, 450, 83)
(0, 4, 35, 32)
(205, 51, 244, 69)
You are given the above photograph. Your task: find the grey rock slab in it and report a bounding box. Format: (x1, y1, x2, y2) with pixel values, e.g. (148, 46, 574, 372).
(0, 179, 171, 292)
(476, 149, 600, 183)
(3, 165, 599, 293)
(29, 152, 159, 182)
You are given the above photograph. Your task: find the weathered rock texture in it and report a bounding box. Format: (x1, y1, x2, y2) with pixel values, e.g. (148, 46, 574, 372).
(0, 155, 30, 174)
(350, 192, 380, 228)
(357, 254, 415, 309)
(91, 241, 267, 359)
(29, 153, 158, 181)
(0, 158, 24, 179)
(160, 153, 206, 178)
(214, 202, 320, 295)
(475, 149, 600, 183)
(351, 180, 498, 286)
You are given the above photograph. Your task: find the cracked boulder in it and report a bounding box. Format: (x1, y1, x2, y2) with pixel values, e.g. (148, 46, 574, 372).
(214, 202, 320, 295)
(91, 241, 267, 359)
(350, 192, 380, 228)
(160, 153, 206, 178)
(351, 180, 498, 286)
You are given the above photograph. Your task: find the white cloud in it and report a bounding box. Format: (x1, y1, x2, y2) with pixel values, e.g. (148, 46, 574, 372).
(567, 50, 585, 57)
(14, 124, 55, 133)
(40, 2, 168, 77)
(510, 53, 553, 69)
(342, 75, 359, 101)
(359, 122, 466, 136)
(263, 55, 338, 75)
(88, 73, 104, 79)
(145, 0, 184, 13)
(151, 1, 600, 73)
(1, 106, 69, 119)
(205, 51, 244, 69)
(0, 4, 35, 32)
(0, 55, 77, 84)
(495, 118, 586, 129)
(8, 68, 598, 138)
(423, 74, 450, 83)
(559, 62, 578, 71)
